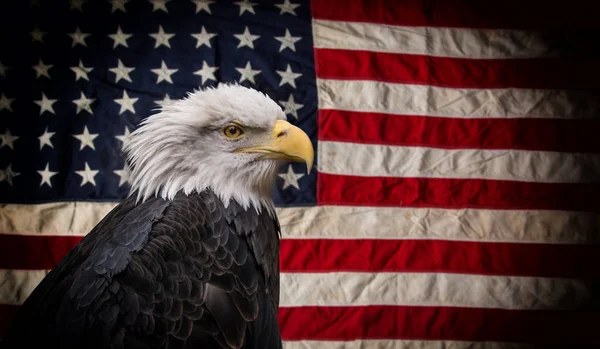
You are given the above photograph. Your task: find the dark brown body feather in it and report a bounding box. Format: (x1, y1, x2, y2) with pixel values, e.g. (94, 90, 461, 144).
(0, 190, 282, 349)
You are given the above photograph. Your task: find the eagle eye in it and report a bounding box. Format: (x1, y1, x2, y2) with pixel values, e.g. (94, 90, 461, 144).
(223, 124, 244, 139)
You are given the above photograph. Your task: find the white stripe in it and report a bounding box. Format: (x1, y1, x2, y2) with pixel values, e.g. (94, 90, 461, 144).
(279, 272, 592, 310)
(319, 141, 600, 183)
(283, 339, 533, 349)
(317, 79, 600, 119)
(3, 203, 600, 244)
(1, 270, 592, 311)
(0, 201, 117, 236)
(0, 269, 49, 305)
(313, 19, 557, 59)
(277, 206, 600, 244)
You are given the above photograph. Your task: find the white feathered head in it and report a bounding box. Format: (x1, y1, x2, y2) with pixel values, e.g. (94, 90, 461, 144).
(122, 83, 314, 212)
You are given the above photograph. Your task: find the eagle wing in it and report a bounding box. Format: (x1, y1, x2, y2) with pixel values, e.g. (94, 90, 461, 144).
(1, 190, 282, 349)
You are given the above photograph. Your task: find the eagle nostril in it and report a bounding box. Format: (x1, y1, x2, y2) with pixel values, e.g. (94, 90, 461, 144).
(277, 130, 287, 138)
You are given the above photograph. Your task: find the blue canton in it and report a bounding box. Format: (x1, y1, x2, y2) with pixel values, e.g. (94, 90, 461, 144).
(0, 0, 317, 207)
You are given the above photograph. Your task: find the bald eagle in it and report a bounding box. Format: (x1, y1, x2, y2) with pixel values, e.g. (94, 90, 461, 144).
(0, 84, 314, 349)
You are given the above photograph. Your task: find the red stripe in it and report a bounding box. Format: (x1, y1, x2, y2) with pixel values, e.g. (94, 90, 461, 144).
(278, 305, 600, 344)
(318, 173, 600, 212)
(314, 48, 600, 90)
(0, 234, 81, 270)
(318, 110, 600, 153)
(4, 234, 600, 279)
(280, 239, 600, 279)
(2, 303, 597, 343)
(311, 0, 600, 30)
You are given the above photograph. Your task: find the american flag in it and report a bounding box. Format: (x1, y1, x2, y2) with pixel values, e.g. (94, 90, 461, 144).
(1, 0, 600, 347)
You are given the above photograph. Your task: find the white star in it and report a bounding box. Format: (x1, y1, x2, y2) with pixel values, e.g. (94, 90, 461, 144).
(109, 0, 129, 12)
(0, 129, 19, 150)
(275, 0, 300, 15)
(191, 0, 213, 13)
(68, 26, 91, 47)
(70, 0, 87, 11)
(0, 93, 14, 112)
(108, 25, 132, 48)
(191, 26, 217, 48)
(30, 27, 46, 42)
(150, 0, 170, 12)
(234, 26, 260, 49)
(235, 61, 261, 84)
(278, 164, 304, 190)
(0, 61, 8, 77)
(235, 0, 256, 15)
(279, 94, 303, 119)
(114, 90, 138, 114)
(276, 64, 302, 88)
(72, 91, 95, 114)
(149, 25, 175, 48)
(73, 125, 99, 150)
(275, 29, 301, 52)
(75, 162, 99, 187)
(34, 92, 57, 115)
(32, 59, 53, 79)
(70, 60, 94, 81)
(0, 164, 20, 186)
(38, 162, 58, 187)
(194, 61, 218, 84)
(109, 59, 135, 83)
(115, 126, 130, 144)
(39, 127, 55, 149)
(151, 60, 178, 84)
(155, 94, 174, 107)
(114, 165, 129, 186)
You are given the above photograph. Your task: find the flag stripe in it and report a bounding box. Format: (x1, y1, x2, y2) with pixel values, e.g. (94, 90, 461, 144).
(282, 340, 535, 349)
(0, 270, 48, 306)
(318, 141, 600, 183)
(318, 110, 600, 153)
(311, 19, 597, 59)
(4, 203, 600, 244)
(311, 0, 600, 30)
(318, 173, 600, 212)
(277, 305, 599, 343)
(0, 201, 117, 236)
(278, 272, 596, 309)
(315, 48, 599, 90)
(276, 206, 600, 244)
(3, 234, 600, 278)
(1, 301, 596, 345)
(280, 239, 600, 277)
(0, 234, 82, 270)
(2, 270, 596, 311)
(317, 79, 600, 119)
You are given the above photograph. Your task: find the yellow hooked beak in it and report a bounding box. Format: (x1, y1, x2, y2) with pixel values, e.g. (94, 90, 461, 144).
(235, 120, 314, 174)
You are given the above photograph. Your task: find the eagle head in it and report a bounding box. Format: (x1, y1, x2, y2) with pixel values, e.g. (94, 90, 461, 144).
(122, 83, 314, 213)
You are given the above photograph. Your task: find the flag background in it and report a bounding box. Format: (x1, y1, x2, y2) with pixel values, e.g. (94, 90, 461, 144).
(1, 0, 600, 347)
